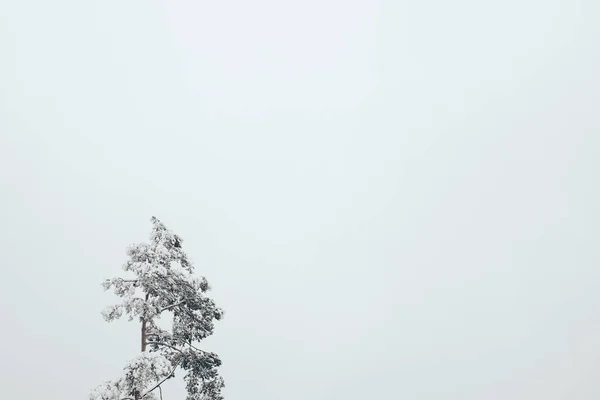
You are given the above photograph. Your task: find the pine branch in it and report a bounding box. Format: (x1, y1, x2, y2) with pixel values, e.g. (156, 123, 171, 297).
(146, 341, 184, 353)
(186, 341, 209, 355)
(140, 360, 181, 399)
(159, 299, 186, 313)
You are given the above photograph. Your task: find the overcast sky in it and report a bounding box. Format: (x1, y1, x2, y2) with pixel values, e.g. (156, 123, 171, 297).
(1, 0, 600, 399)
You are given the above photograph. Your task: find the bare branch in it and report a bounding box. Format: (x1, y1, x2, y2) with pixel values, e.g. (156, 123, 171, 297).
(153, 370, 165, 400)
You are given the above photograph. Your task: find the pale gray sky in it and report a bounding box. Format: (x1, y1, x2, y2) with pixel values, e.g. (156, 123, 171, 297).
(1, 0, 600, 399)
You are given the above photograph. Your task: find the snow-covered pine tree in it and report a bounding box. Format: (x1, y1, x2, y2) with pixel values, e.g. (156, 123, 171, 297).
(90, 217, 224, 400)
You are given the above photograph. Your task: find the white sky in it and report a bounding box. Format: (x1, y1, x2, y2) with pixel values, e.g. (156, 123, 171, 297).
(1, 0, 600, 399)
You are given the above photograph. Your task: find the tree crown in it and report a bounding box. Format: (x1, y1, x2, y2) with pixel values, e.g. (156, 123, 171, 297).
(91, 217, 224, 400)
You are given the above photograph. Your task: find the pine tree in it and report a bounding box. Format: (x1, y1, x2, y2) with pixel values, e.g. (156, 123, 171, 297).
(90, 217, 225, 400)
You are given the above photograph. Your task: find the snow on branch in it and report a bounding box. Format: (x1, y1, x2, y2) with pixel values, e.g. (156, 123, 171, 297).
(91, 217, 225, 400)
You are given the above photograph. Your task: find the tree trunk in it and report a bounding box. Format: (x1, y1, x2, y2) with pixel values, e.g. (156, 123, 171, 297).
(135, 295, 149, 400)
(141, 319, 147, 352)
